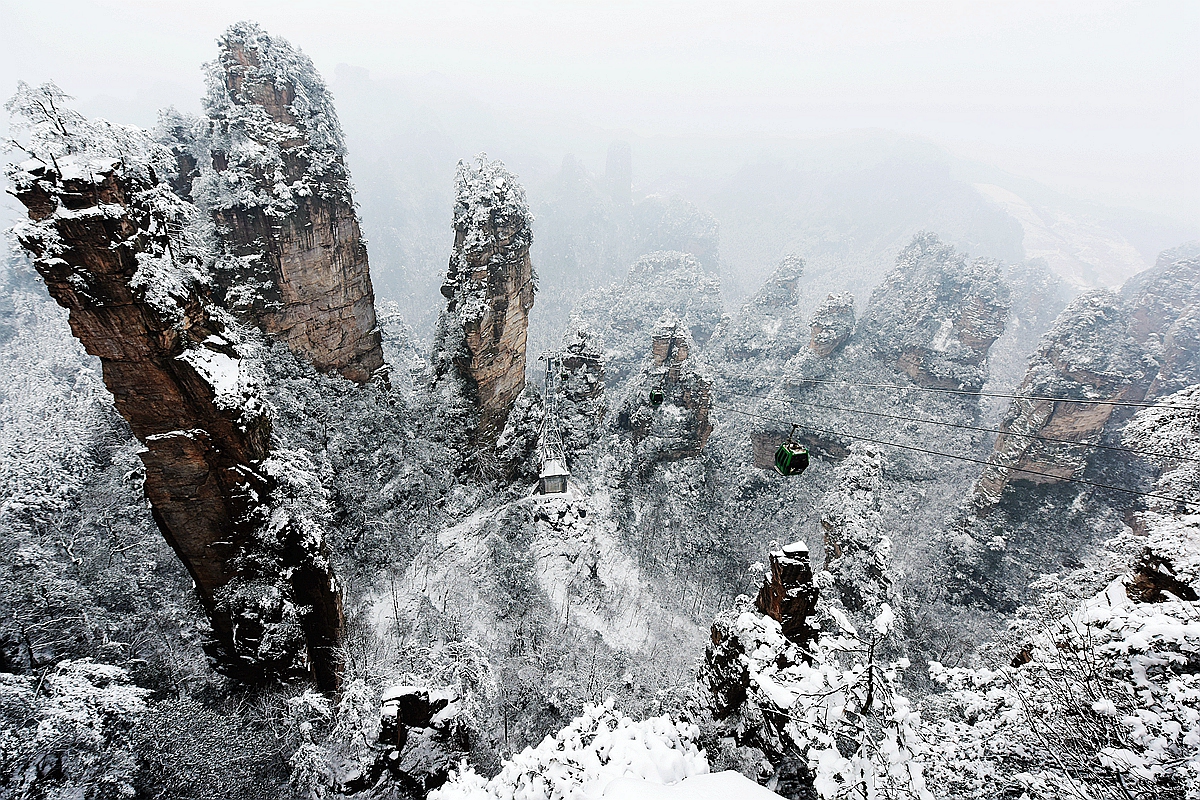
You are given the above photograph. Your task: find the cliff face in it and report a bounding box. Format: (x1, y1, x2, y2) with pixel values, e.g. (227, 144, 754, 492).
(10, 153, 343, 690)
(974, 245, 1200, 507)
(859, 232, 1010, 390)
(753, 542, 820, 647)
(434, 155, 536, 445)
(616, 316, 713, 461)
(188, 22, 384, 383)
(974, 290, 1147, 506)
(1123, 246, 1200, 398)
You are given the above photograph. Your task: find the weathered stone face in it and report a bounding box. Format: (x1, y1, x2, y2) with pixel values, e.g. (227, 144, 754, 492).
(754, 542, 820, 647)
(1124, 249, 1200, 399)
(809, 292, 855, 357)
(11, 158, 344, 690)
(448, 222, 535, 440)
(1153, 304, 1200, 397)
(210, 196, 384, 382)
(202, 26, 385, 384)
(435, 156, 536, 448)
(974, 289, 1148, 508)
(974, 247, 1200, 510)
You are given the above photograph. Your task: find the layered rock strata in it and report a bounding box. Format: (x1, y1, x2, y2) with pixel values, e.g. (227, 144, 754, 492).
(859, 232, 1010, 390)
(975, 246, 1200, 507)
(434, 155, 536, 445)
(974, 290, 1148, 507)
(1123, 246, 1200, 398)
(10, 155, 343, 689)
(192, 22, 384, 383)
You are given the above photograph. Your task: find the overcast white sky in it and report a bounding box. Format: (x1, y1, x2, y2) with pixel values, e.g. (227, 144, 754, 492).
(1, 0, 1197, 223)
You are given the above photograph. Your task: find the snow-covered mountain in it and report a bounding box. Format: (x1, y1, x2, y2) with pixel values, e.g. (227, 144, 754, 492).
(2, 22, 1198, 800)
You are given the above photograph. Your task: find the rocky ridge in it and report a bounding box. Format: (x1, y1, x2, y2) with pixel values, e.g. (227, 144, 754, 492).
(9, 149, 343, 689)
(808, 292, 855, 357)
(571, 250, 722, 386)
(974, 245, 1199, 507)
(859, 231, 1010, 391)
(716, 254, 808, 362)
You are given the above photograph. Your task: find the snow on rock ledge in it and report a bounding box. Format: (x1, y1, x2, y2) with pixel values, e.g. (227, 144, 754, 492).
(603, 771, 781, 800)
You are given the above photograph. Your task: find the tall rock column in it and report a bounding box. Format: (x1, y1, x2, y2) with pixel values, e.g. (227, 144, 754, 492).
(434, 155, 537, 447)
(9, 138, 343, 690)
(194, 22, 384, 383)
(617, 315, 713, 460)
(859, 233, 1010, 391)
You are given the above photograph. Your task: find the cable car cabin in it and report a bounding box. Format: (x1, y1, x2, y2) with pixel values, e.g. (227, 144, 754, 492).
(774, 442, 810, 476)
(649, 387, 665, 406)
(538, 458, 570, 495)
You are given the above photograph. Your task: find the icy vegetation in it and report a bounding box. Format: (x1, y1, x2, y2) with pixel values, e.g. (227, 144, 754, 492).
(194, 20, 352, 213)
(3, 19, 1200, 800)
(431, 701, 708, 800)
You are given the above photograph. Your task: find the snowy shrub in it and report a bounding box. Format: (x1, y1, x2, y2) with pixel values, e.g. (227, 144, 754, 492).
(921, 578, 1200, 799)
(915, 387, 1200, 799)
(431, 699, 708, 800)
(0, 659, 149, 798)
(709, 602, 932, 800)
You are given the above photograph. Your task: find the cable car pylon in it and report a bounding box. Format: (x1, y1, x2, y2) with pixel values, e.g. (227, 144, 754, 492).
(535, 351, 573, 497)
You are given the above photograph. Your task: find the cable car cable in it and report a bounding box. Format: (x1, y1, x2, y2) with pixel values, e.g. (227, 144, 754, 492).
(722, 388, 1200, 466)
(753, 375, 1200, 412)
(714, 402, 1200, 510)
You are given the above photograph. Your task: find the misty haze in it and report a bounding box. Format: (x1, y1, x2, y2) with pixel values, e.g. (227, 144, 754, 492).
(0, 3, 1198, 799)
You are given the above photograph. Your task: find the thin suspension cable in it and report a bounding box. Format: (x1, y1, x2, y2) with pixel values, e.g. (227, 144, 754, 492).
(769, 375, 1200, 412)
(724, 389, 1200, 466)
(715, 402, 1200, 510)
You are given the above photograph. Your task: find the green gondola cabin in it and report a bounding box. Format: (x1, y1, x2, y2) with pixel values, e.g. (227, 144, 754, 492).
(649, 387, 665, 406)
(774, 426, 810, 476)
